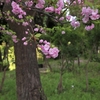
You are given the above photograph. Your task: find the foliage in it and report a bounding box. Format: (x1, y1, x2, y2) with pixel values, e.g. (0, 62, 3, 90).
(0, 0, 100, 99)
(0, 60, 100, 100)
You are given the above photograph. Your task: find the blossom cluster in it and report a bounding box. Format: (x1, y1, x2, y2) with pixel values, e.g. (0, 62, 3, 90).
(70, 19, 80, 29)
(10, 0, 100, 31)
(7, 0, 64, 14)
(38, 39, 59, 59)
(73, 0, 83, 5)
(66, 15, 80, 29)
(11, 1, 26, 18)
(34, 26, 45, 34)
(1, 0, 99, 61)
(64, 0, 83, 5)
(34, 0, 64, 15)
(21, 25, 45, 46)
(35, 0, 45, 9)
(82, 7, 100, 31)
(82, 7, 100, 22)
(21, 28, 31, 45)
(85, 23, 94, 31)
(25, 0, 33, 8)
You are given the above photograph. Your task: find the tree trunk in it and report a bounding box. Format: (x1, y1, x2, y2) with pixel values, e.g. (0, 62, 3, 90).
(57, 73, 63, 93)
(10, 22, 45, 100)
(3, 1, 46, 100)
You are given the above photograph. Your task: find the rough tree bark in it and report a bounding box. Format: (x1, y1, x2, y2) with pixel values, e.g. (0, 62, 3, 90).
(4, 1, 46, 100)
(13, 23, 43, 100)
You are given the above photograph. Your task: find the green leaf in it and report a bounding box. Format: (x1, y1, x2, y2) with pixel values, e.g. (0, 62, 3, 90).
(35, 33, 42, 38)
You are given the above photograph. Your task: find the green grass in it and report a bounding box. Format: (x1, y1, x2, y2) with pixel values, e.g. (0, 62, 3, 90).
(0, 61, 100, 100)
(41, 71, 100, 100)
(0, 71, 16, 100)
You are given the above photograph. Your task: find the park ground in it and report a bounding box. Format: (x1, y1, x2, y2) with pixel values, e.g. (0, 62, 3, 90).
(0, 58, 100, 100)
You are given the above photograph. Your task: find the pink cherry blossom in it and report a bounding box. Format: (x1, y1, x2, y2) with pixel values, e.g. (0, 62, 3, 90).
(77, 0, 83, 4)
(65, 0, 70, 4)
(12, 35, 17, 39)
(82, 16, 89, 23)
(82, 7, 100, 23)
(22, 37, 27, 41)
(25, 0, 33, 7)
(12, 39, 18, 43)
(90, 9, 100, 20)
(66, 15, 71, 21)
(61, 31, 65, 34)
(12, 35, 18, 43)
(45, 6, 54, 13)
(39, 39, 43, 43)
(59, 17, 64, 21)
(46, 55, 51, 59)
(40, 27, 45, 33)
(34, 28, 39, 32)
(43, 44, 50, 51)
(48, 48, 54, 55)
(73, 0, 83, 4)
(43, 40, 48, 44)
(6, 31, 12, 35)
(6, 0, 10, 3)
(35, 0, 45, 9)
(25, 31, 28, 34)
(23, 41, 28, 45)
(38, 40, 59, 58)
(85, 23, 94, 31)
(45, 41, 50, 45)
(11, 1, 26, 18)
(90, 14, 100, 20)
(57, 0, 64, 8)
(40, 45, 49, 55)
(55, 7, 62, 15)
(18, 15, 23, 19)
(38, 0, 45, 5)
(22, 22, 29, 26)
(82, 7, 92, 16)
(35, 3, 44, 9)
(49, 47, 59, 58)
(71, 20, 80, 29)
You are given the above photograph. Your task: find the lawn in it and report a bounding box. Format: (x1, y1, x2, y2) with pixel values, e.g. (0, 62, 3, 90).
(0, 61, 100, 100)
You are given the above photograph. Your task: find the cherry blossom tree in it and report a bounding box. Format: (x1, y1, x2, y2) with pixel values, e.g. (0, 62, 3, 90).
(0, 0, 99, 100)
